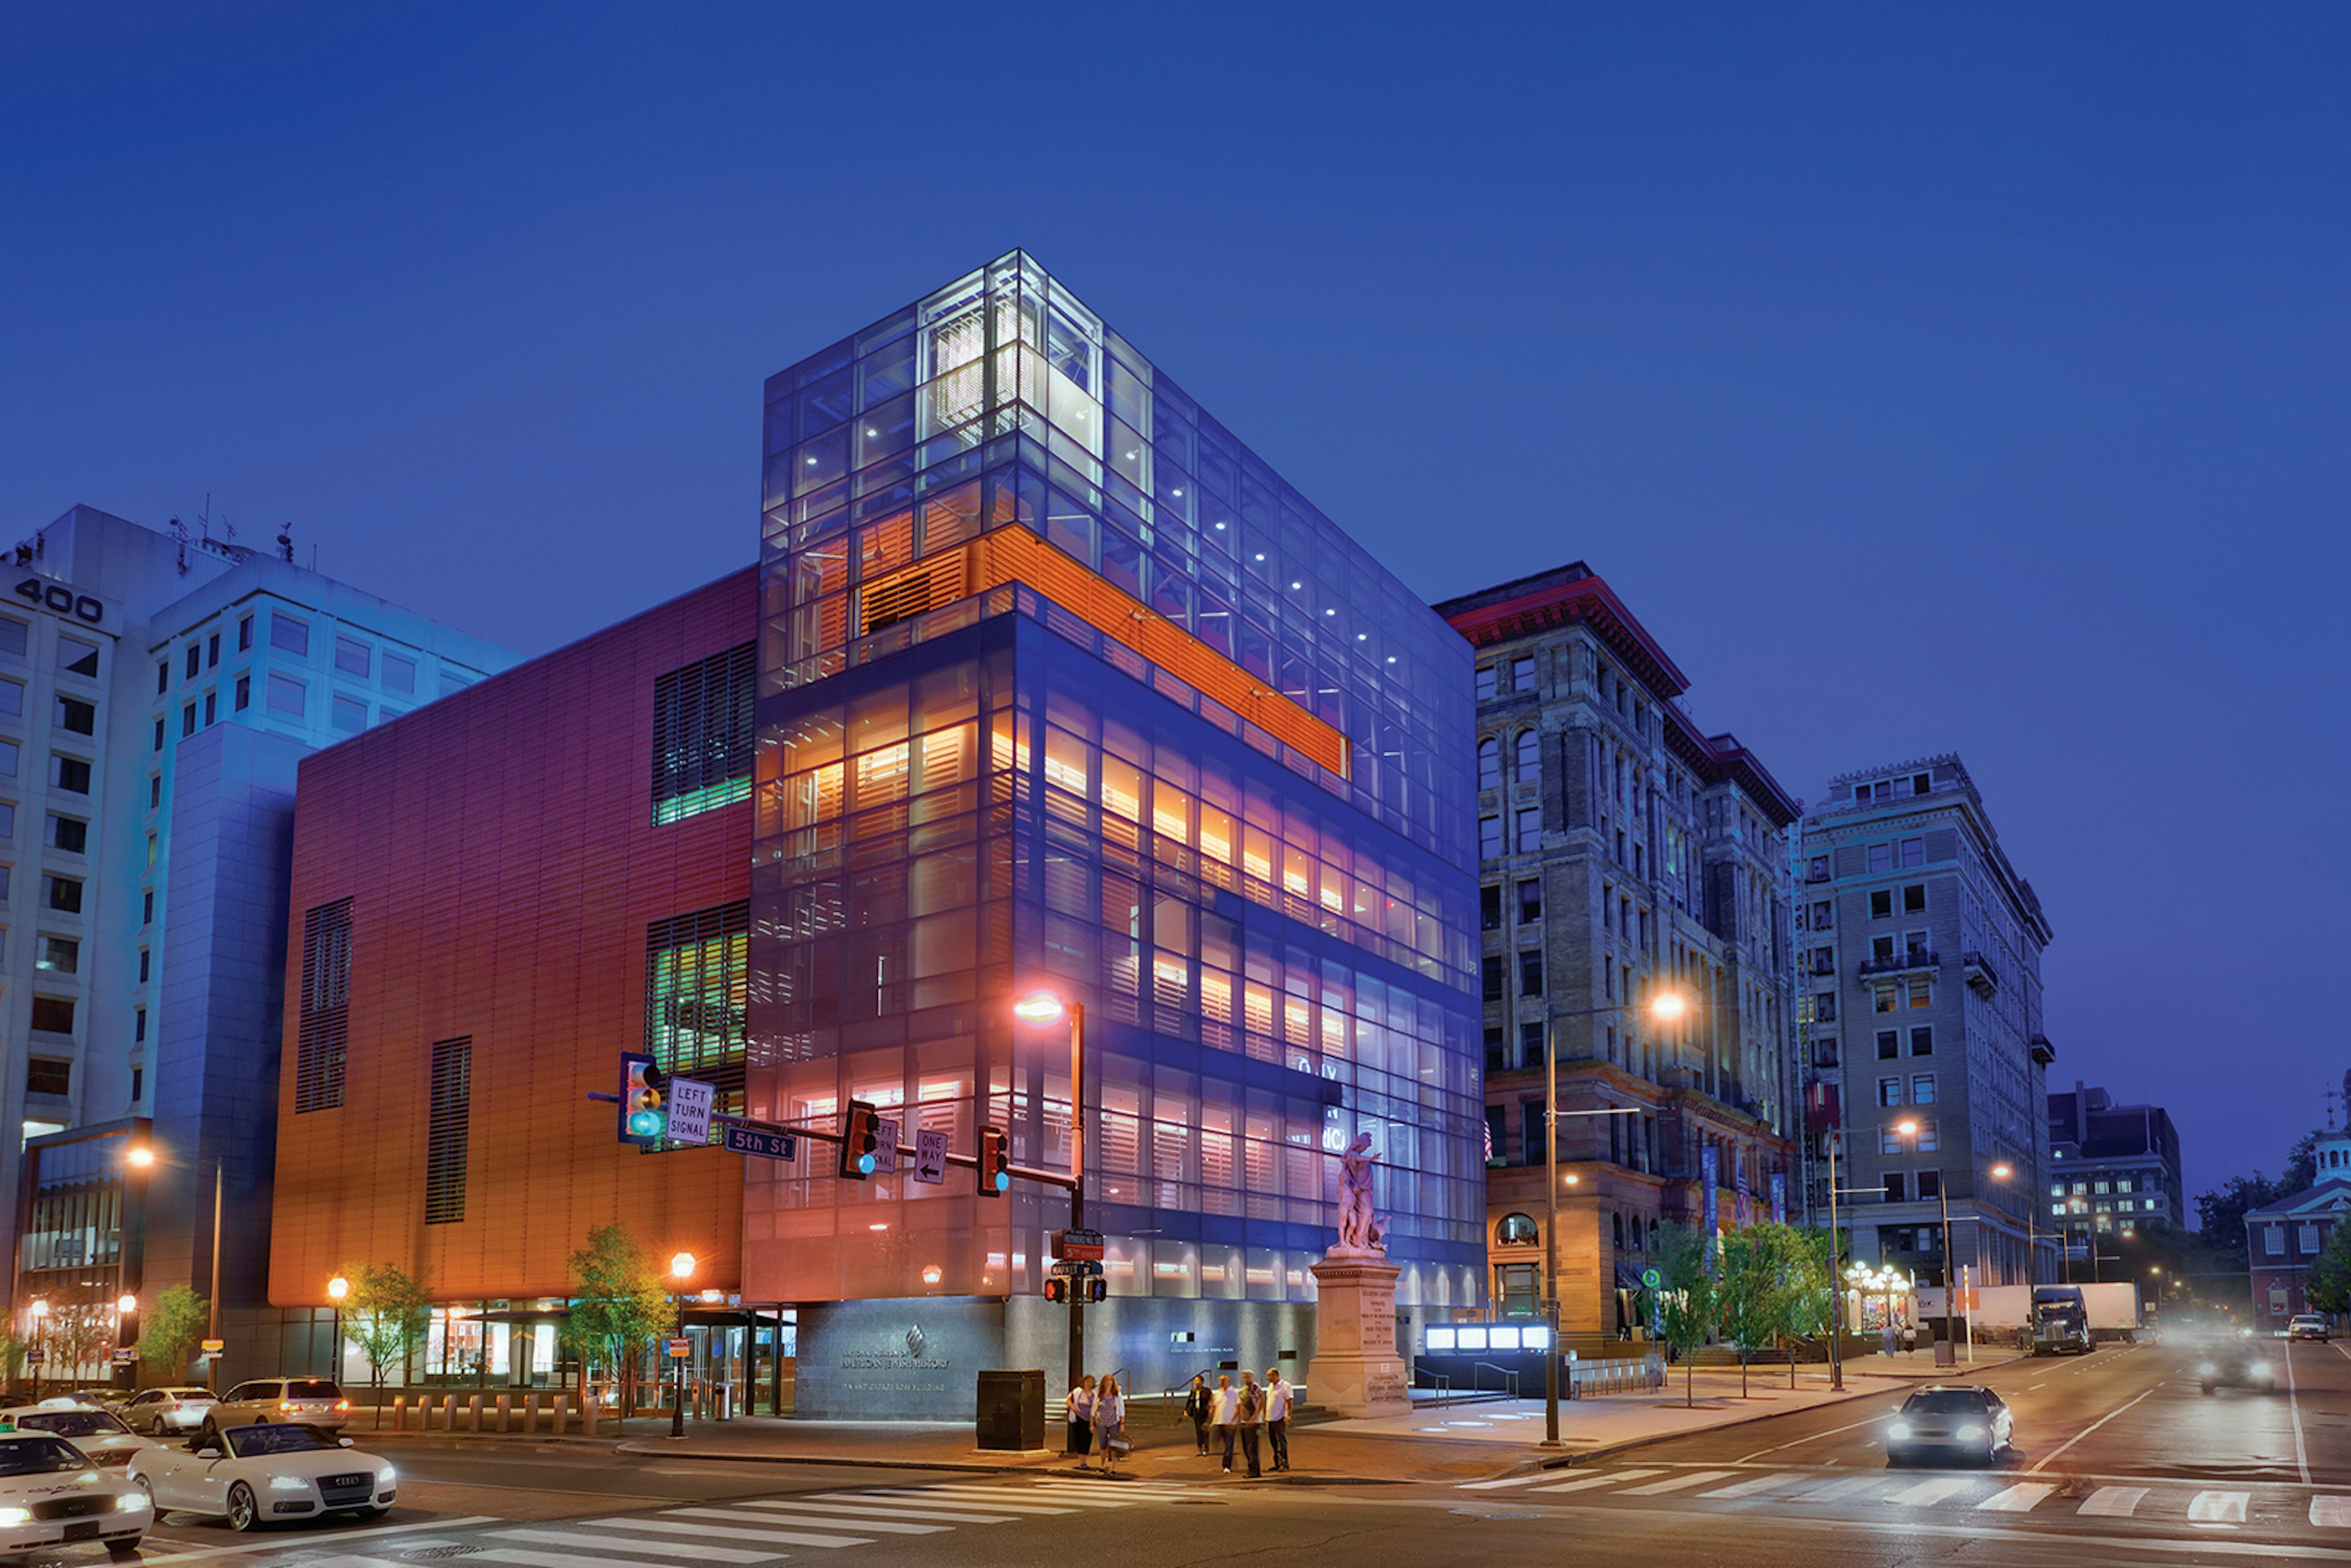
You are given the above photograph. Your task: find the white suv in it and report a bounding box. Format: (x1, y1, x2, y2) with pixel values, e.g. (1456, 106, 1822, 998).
(207, 1379, 350, 1431)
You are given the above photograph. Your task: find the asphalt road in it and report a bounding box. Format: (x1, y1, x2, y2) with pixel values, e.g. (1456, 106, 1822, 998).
(18, 1340, 2351, 1568)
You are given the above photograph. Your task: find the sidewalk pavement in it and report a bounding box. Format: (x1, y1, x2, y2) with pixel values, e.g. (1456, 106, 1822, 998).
(361, 1348, 2024, 1487)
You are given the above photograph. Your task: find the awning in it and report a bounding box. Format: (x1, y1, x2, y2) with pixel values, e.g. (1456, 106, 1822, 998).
(1614, 1261, 1645, 1291)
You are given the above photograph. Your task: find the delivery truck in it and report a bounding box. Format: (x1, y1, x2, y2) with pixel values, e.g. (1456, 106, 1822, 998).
(1945, 1282, 2140, 1349)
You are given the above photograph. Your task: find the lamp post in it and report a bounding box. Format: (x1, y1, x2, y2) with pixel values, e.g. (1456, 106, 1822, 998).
(1894, 1119, 1957, 1351)
(1013, 990, 1088, 1404)
(1824, 1128, 1845, 1390)
(668, 1253, 695, 1439)
(327, 1276, 349, 1383)
(114, 1294, 137, 1387)
(1534, 989, 1689, 1448)
(29, 1298, 50, 1401)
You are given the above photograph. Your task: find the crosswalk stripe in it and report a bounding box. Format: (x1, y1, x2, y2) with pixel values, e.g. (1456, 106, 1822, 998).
(1794, 1476, 1877, 1502)
(1701, 1472, 1802, 1499)
(1025, 1484, 1201, 1499)
(277, 1558, 422, 1568)
(2314, 1496, 2351, 1528)
(479, 1550, 722, 1568)
(737, 1499, 1017, 1526)
(671, 1507, 951, 1536)
(2188, 1490, 2249, 1524)
(1457, 1473, 1554, 1491)
(1530, 1468, 1665, 1494)
(846, 1488, 1082, 1513)
(1619, 1470, 1735, 1496)
(1888, 1477, 1973, 1508)
(490, 1529, 779, 1563)
(1978, 1483, 2055, 1513)
(901, 1486, 1133, 1509)
(2077, 1486, 2147, 1518)
(590, 1517, 872, 1549)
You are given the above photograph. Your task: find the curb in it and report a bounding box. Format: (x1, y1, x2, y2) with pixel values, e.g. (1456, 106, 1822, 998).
(610, 1442, 1401, 1485)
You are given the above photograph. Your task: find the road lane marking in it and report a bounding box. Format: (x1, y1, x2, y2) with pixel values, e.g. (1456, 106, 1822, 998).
(1734, 1411, 1901, 1463)
(1458, 1474, 1554, 1490)
(832, 1490, 1079, 1514)
(1701, 1472, 1804, 1499)
(1795, 1476, 1878, 1502)
(1888, 1477, 1973, 1507)
(739, 1499, 1016, 1525)
(2315, 1498, 2351, 1528)
(1979, 1483, 2055, 1512)
(2188, 1490, 2250, 1525)
(490, 1529, 778, 1562)
(588, 1518, 872, 1548)
(2077, 1487, 2148, 1517)
(480, 1551, 725, 1568)
(2027, 1386, 2158, 1473)
(137, 1518, 503, 1564)
(1529, 1468, 1664, 1494)
(672, 1508, 951, 1536)
(1618, 1469, 1735, 1495)
(885, 1485, 1129, 1508)
(2289, 1340, 2314, 1485)
(268, 1558, 417, 1568)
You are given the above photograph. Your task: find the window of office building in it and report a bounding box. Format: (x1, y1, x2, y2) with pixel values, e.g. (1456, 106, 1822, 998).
(1519, 1021, 1543, 1066)
(424, 1037, 473, 1225)
(1910, 1026, 1932, 1055)
(1912, 1074, 1936, 1103)
(1475, 666, 1496, 700)
(647, 901, 751, 1116)
(1479, 815, 1501, 858)
(47, 814, 86, 853)
(36, 936, 77, 973)
(185, 645, 200, 679)
(30, 996, 73, 1034)
(1477, 737, 1499, 791)
(1480, 885, 1501, 931)
(43, 876, 80, 913)
(238, 615, 253, 651)
(1904, 884, 1927, 912)
(1515, 808, 1540, 852)
(0, 678, 21, 719)
(1514, 728, 1539, 781)
(0, 619, 26, 658)
(1878, 1077, 1901, 1108)
(271, 613, 310, 656)
(0, 740, 15, 779)
(54, 697, 95, 735)
(234, 675, 250, 712)
(1518, 950, 1542, 996)
(1518, 879, 1542, 923)
(294, 898, 353, 1113)
(267, 672, 305, 716)
(334, 635, 371, 677)
(207, 632, 219, 667)
(383, 651, 418, 694)
(331, 694, 367, 733)
(59, 638, 98, 678)
(652, 642, 756, 824)
(26, 1057, 70, 1097)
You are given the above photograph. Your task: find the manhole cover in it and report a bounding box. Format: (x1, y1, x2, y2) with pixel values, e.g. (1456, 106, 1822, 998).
(1169, 1499, 1227, 1506)
(402, 1548, 481, 1560)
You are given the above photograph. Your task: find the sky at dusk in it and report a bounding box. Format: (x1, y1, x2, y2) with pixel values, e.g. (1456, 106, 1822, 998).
(5, 4, 2345, 1208)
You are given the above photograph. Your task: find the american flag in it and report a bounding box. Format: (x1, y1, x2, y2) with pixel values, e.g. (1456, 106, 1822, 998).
(1483, 1118, 1494, 1162)
(1735, 1158, 1753, 1228)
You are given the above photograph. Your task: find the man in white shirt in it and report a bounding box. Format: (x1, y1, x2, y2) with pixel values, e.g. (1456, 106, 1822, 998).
(1209, 1373, 1240, 1473)
(1264, 1367, 1294, 1472)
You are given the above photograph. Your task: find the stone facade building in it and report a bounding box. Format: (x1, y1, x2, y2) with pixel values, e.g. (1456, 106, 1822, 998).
(1798, 755, 2054, 1289)
(1435, 564, 1798, 1341)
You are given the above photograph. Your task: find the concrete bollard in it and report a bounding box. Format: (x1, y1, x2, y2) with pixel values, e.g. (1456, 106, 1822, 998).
(551, 1394, 568, 1435)
(495, 1394, 509, 1433)
(465, 1394, 481, 1431)
(392, 1395, 407, 1431)
(582, 1396, 598, 1438)
(522, 1392, 537, 1433)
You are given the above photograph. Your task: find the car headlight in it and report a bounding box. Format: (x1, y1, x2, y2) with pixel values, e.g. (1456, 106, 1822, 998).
(1957, 1424, 1985, 1439)
(115, 1494, 145, 1512)
(1888, 1422, 1912, 1439)
(2251, 1363, 2271, 1379)
(0, 1506, 29, 1526)
(377, 1465, 397, 1484)
(2198, 1362, 2216, 1376)
(269, 1475, 311, 1492)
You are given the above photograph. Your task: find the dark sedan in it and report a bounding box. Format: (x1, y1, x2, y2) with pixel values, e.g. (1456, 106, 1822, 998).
(1886, 1386, 2015, 1466)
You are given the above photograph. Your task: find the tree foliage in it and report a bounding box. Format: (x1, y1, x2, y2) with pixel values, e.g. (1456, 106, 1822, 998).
(2308, 1223, 2351, 1316)
(340, 1262, 431, 1422)
(566, 1224, 675, 1421)
(136, 1285, 208, 1377)
(1653, 1222, 1720, 1406)
(1715, 1223, 1834, 1397)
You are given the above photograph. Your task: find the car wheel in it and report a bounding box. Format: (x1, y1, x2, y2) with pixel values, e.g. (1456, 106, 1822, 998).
(107, 1538, 143, 1559)
(363, 1506, 392, 1519)
(2201, 1383, 2216, 1396)
(227, 1483, 259, 1532)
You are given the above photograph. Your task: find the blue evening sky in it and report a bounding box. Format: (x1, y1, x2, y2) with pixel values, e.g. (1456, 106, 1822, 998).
(5, 4, 2344, 1204)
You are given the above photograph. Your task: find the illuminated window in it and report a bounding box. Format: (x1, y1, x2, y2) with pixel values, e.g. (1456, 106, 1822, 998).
(652, 642, 755, 823)
(647, 901, 751, 1119)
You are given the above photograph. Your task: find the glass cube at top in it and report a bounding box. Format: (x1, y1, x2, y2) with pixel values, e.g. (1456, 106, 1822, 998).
(748, 251, 1483, 1313)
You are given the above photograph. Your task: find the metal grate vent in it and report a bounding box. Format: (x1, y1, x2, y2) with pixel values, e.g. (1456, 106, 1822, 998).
(651, 642, 754, 825)
(294, 898, 352, 1113)
(424, 1036, 471, 1225)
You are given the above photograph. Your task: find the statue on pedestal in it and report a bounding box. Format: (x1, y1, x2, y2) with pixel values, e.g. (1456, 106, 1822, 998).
(1335, 1133, 1387, 1254)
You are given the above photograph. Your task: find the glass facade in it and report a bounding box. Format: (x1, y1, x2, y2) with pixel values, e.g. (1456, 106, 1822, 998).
(747, 253, 1482, 1311)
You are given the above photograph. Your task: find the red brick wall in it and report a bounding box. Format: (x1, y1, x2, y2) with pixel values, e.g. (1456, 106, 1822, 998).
(268, 570, 756, 1307)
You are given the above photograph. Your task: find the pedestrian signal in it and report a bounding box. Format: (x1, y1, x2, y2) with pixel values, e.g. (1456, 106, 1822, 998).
(977, 1125, 1010, 1196)
(1044, 1277, 1070, 1304)
(621, 1054, 668, 1144)
(840, 1100, 881, 1179)
(1086, 1277, 1108, 1304)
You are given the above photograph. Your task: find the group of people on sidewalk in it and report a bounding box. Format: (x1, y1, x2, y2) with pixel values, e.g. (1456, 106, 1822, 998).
(1062, 1375, 1133, 1475)
(1181, 1368, 1293, 1477)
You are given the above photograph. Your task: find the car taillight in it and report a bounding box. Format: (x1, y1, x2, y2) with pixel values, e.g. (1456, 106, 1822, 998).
(279, 1401, 295, 1411)
(335, 1400, 348, 1411)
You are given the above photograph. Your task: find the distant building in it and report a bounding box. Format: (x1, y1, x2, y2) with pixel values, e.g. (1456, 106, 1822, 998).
(1434, 563, 1798, 1341)
(1798, 756, 2054, 1289)
(3, 505, 510, 1382)
(2047, 1081, 2184, 1242)
(2247, 1122, 2351, 1329)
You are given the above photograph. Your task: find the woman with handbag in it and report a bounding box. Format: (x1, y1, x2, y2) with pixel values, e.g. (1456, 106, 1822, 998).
(1092, 1375, 1128, 1476)
(1183, 1374, 1213, 1456)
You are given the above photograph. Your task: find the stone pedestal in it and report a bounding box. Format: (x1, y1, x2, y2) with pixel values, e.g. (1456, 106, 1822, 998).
(1307, 1252, 1409, 1417)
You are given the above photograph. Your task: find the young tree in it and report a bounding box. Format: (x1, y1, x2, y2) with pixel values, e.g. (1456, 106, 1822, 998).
(136, 1285, 208, 1379)
(1653, 1222, 1720, 1407)
(567, 1224, 673, 1430)
(1715, 1223, 1837, 1395)
(2308, 1223, 2351, 1316)
(340, 1263, 432, 1427)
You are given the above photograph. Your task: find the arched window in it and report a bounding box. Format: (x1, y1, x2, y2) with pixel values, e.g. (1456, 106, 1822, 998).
(1612, 1212, 1625, 1251)
(1515, 728, 1540, 782)
(1496, 1213, 1539, 1247)
(1478, 737, 1501, 791)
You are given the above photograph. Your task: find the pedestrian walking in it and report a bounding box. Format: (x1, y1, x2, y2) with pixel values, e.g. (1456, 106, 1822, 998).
(1263, 1367, 1293, 1472)
(1237, 1370, 1265, 1479)
(1881, 1318, 1897, 1359)
(1066, 1373, 1097, 1465)
(1183, 1374, 1213, 1456)
(1209, 1373, 1240, 1473)
(1093, 1376, 1128, 1476)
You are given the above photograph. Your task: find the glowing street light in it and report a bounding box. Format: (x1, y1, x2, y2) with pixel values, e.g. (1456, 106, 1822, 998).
(1011, 990, 1067, 1025)
(124, 1146, 156, 1170)
(667, 1253, 696, 1439)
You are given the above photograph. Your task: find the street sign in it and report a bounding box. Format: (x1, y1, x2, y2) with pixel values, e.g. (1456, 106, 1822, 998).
(112, 1348, 137, 1364)
(1050, 1259, 1104, 1278)
(874, 1117, 900, 1175)
(666, 1076, 716, 1144)
(23, 1349, 42, 1365)
(666, 1337, 691, 1359)
(1052, 1228, 1106, 1262)
(200, 1338, 224, 1354)
(911, 1127, 947, 1185)
(1640, 1268, 1661, 1290)
(724, 1125, 797, 1161)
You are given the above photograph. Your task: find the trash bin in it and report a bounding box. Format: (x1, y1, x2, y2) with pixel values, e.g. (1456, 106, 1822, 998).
(975, 1369, 1045, 1452)
(1933, 1331, 1956, 1367)
(715, 1382, 733, 1422)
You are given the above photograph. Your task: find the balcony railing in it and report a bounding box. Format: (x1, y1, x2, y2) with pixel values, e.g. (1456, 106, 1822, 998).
(1964, 950, 2001, 995)
(1858, 948, 1939, 978)
(2030, 1032, 2057, 1066)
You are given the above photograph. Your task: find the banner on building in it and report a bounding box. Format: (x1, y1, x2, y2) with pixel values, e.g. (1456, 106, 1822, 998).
(1702, 1145, 1720, 1247)
(1770, 1171, 1787, 1226)
(1735, 1157, 1753, 1229)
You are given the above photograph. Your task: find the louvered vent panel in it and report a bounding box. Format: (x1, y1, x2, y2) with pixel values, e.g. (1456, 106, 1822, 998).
(651, 642, 756, 823)
(424, 1037, 472, 1225)
(294, 899, 351, 1114)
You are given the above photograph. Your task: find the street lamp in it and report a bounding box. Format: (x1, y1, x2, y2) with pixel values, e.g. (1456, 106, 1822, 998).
(113, 1295, 137, 1389)
(327, 1276, 349, 1384)
(28, 1298, 50, 1401)
(1534, 988, 1691, 1449)
(1990, 1162, 2037, 1287)
(668, 1253, 695, 1439)
(122, 1142, 223, 1391)
(1012, 988, 1090, 1414)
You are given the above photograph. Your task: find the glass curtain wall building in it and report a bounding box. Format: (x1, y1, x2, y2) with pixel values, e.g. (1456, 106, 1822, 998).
(749, 254, 1480, 1408)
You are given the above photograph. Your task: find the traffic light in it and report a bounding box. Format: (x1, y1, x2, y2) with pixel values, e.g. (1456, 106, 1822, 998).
(977, 1125, 1010, 1196)
(839, 1100, 880, 1179)
(1044, 1277, 1069, 1304)
(1086, 1277, 1108, 1304)
(621, 1054, 667, 1144)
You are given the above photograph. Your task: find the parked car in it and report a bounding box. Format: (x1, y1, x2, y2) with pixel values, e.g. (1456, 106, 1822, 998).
(1885, 1385, 2015, 1466)
(0, 1433, 151, 1556)
(127, 1423, 394, 1531)
(0, 1407, 162, 1471)
(119, 1389, 219, 1437)
(2289, 1314, 2331, 1343)
(207, 1379, 350, 1431)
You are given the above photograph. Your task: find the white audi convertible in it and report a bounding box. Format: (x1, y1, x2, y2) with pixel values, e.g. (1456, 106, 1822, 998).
(127, 1423, 396, 1531)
